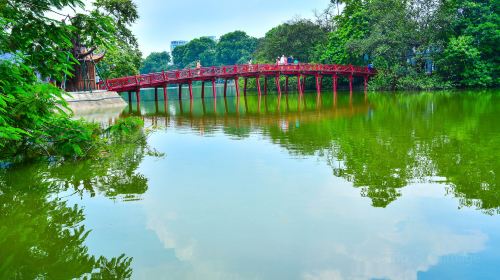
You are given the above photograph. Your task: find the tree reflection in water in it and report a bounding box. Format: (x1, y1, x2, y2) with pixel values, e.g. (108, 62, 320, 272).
(134, 89, 499, 213)
(0, 129, 155, 278)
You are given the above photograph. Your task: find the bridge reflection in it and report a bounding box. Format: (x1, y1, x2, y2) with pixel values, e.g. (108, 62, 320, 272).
(122, 91, 369, 132)
(118, 91, 500, 213)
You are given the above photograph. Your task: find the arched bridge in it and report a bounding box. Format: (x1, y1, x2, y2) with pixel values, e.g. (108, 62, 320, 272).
(104, 64, 376, 102)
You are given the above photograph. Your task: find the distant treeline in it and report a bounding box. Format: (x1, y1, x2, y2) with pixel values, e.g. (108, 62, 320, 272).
(141, 0, 499, 90)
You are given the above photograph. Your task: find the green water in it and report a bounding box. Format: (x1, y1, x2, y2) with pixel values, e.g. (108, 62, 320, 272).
(1, 88, 499, 279)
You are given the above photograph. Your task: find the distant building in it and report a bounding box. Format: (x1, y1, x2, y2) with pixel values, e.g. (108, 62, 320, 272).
(204, 36, 217, 42)
(170, 40, 188, 52)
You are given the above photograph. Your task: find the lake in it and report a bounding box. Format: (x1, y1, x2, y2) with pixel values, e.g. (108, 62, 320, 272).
(1, 87, 499, 279)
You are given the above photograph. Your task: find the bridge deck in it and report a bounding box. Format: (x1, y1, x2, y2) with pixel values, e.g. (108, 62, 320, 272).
(105, 63, 376, 100)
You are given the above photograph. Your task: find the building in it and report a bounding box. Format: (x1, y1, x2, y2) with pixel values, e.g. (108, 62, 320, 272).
(204, 36, 217, 42)
(170, 40, 188, 52)
(65, 47, 105, 92)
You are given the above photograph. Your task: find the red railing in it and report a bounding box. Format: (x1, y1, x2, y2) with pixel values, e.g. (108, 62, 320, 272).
(105, 63, 376, 92)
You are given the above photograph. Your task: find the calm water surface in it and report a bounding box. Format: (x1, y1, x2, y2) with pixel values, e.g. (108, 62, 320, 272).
(1, 88, 499, 279)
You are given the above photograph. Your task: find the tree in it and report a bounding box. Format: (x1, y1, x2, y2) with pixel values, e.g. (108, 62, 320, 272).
(140, 51, 171, 74)
(316, 0, 368, 65)
(0, 0, 142, 161)
(436, 0, 499, 87)
(256, 18, 327, 63)
(172, 37, 217, 68)
(215, 31, 258, 65)
(93, 0, 142, 78)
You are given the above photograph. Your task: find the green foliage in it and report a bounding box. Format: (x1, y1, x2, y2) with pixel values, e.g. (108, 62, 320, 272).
(438, 35, 494, 87)
(106, 116, 144, 138)
(216, 31, 258, 65)
(99, 41, 142, 79)
(0, 0, 143, 162)
(316, 0, 499, 89)
(140, 51, 171, 74)
(171, 32, 258, 69)
(317, 0, 369, 64)
(256, 18, 327, 63)
(93, 0, 142, 78)
(172, 37, 217, 68)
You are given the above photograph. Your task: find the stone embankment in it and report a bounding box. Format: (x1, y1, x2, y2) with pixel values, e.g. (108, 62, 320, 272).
(63, 91, 127, 125)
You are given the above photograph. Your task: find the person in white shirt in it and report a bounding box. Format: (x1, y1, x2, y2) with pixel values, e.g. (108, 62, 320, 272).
(280, 55, 286, 65)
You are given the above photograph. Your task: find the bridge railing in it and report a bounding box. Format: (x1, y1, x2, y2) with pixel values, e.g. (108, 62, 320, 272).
(106, 63, 376, 91)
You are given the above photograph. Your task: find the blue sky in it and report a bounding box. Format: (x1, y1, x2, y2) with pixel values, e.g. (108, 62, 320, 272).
(130, 0, 329, 56)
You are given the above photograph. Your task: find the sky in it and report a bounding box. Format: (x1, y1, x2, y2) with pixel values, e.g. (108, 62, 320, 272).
(130, 0, 329, 56)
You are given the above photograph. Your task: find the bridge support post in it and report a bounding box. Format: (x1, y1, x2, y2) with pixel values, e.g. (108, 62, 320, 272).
(332, 74, 338, 95)
(128, 91, 132, 103)
(243, 78, 248, 96)
(301, 76, 305, 93)
(223, 79, 228, 97)
(235, 77, 240, 97)
(256, 76, 262, 96)
(275, 75, 281, 95)
(135, 89, 141, 103)
(212, 79, 216, 99)
(188, 80, 193, 99)
(178, 84, 182, 99)
(349, 74, 353, 95)
(163, 85, 168, 101)
(364, 75, 368, 93)
(155, 87, 158, 103)
(201, 81, 205, 98)
(264, 76, 268, 95)
(285, 76, 289, 93)
(297, 75, 303, 95)
(315, 75, 321, 95)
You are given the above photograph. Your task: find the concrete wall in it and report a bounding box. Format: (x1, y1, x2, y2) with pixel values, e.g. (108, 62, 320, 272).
(64, 90, 127, 114)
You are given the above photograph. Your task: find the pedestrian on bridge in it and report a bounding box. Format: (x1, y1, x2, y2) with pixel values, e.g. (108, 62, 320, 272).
(196, 60, 201, 75)
(280, 55, 287, 65)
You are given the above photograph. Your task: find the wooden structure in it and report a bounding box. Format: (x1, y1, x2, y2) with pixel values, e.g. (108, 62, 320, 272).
(105, 63, 376, 102)
(65, 47, 105, 92)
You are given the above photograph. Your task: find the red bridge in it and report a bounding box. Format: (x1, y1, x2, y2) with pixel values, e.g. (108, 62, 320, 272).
(105, 64, 376, 102)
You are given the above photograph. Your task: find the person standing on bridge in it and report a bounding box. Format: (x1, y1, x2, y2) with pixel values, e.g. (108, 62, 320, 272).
(280, 55, 286, 65)
(287, 55, 293, 64)
(196, 60, 201, 75)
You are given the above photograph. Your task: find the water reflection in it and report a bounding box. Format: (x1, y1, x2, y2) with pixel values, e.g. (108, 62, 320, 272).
(0, 129, 155, 278)
(129, 90, 499, 214)
(2, 89, 499, 279)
